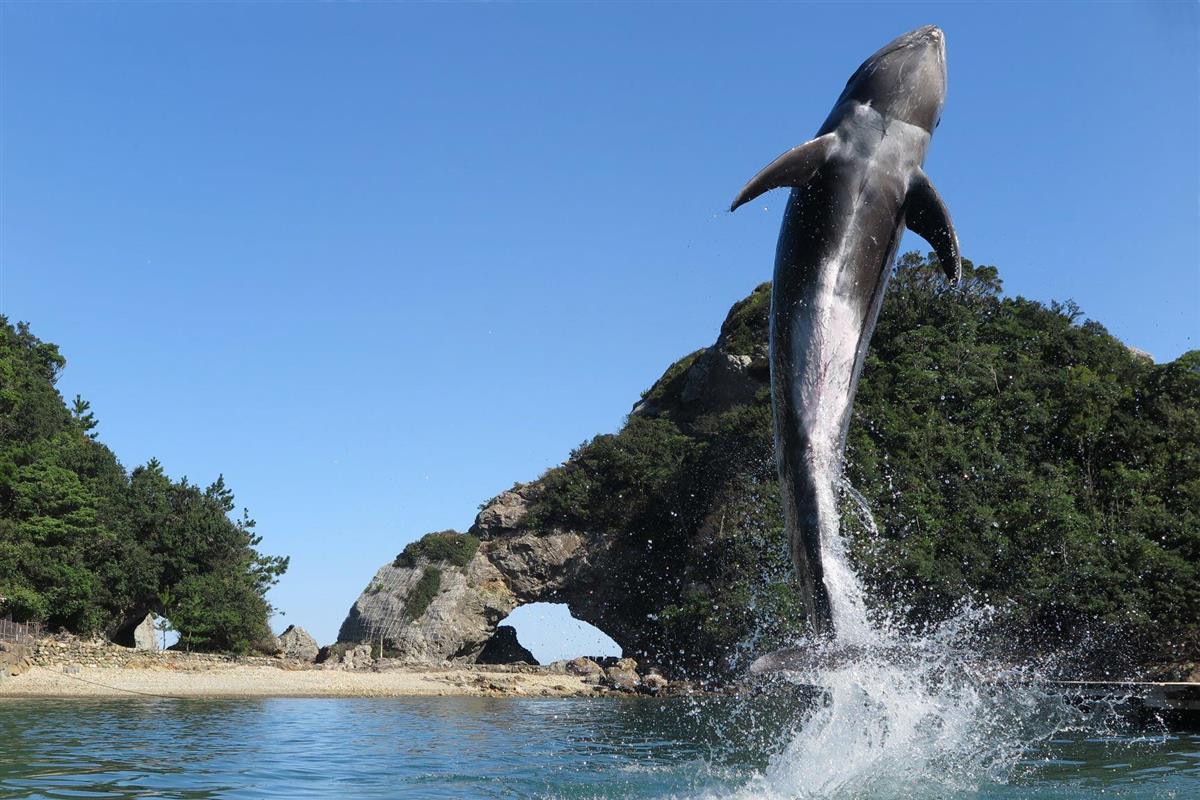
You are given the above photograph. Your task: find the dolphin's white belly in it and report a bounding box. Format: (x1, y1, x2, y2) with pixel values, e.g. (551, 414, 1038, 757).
(784, 111, 924, 465)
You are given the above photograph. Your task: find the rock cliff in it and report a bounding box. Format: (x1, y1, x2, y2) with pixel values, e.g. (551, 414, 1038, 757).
(337, 282, 797, 676)
(336, 506, 620, 664)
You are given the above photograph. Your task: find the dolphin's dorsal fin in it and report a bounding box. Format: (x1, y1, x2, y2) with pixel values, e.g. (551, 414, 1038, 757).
(905, 169, 961, 283)
(730, 134, 837, 212)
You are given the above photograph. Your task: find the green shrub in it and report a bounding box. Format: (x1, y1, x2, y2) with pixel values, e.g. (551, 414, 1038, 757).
(526, 415, 697, 532)
(718, 281, 771, 359)
(639, 349, 704, 407)
(404, 567, 442, 621)
(394, 531, 480, 569)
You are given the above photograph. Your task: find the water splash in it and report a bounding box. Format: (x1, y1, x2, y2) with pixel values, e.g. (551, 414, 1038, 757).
(725, 482, 1077, 799)
(730, 609, 1073, 799)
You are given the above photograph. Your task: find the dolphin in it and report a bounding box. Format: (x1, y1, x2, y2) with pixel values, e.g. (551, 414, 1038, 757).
(731, 26, 961, 639)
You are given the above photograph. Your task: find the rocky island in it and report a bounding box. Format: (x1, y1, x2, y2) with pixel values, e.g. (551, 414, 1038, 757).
(335, 254, 1200, 681)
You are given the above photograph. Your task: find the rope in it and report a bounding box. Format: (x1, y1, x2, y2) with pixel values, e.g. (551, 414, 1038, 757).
(50, 668, 182, 699)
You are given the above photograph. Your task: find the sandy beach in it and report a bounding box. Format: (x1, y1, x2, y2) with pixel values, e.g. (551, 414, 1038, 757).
(0, 664, 598, 699)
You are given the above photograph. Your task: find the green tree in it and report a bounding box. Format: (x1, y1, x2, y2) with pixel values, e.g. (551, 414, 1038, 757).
(0, 317, 288, 653)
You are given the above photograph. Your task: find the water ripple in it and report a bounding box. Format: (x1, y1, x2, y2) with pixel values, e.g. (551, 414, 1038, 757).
(0, 697, 1194, 799)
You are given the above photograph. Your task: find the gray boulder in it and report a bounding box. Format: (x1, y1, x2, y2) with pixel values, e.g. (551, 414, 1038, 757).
(604, 664, 640, 692)
(564, 657, 604, 679)
(111, 612, 163, 650)
(132, 613, 160, 650)
(471, 487, 532, 538)
(678, 350, 759, 410)
(642, 672, 669, 693)
(278, 625, 319, 662)
(343, 643, 373, 669)
(476, 625, 538, 665)
(0, 642, 33, 677)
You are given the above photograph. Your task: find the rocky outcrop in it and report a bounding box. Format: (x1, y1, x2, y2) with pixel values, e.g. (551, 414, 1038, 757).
(563, 657, 604, 679)
(133, 614, 160, 650)
(337, 525, 606, 665)
(340, 259, 1200, 678)
(336, 282, 794, 677)
(476, 625, 538, 665)
(1125, 344, 1153, 363)
(473, 489, 529, 535)
(278, 625, 319, 662)
(632, 282, 769, 419)
(112, 612, 160, 651)
(642, 671, 669, 693)
(0, 642, 33, 677)
(604, 658, 641, 691)
(319, 643, 374, 670)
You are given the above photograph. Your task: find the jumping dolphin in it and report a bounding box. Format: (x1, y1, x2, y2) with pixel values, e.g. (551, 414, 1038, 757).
(731, 25, 961, 639)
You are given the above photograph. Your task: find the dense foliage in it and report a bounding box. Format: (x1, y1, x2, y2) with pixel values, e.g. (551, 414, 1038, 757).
(526, 254, 1199, 674)
(847, 254, 1199, 667)
(394, 531, 480, 569)
(405, 567, 443, 621)
(0, 318, 288, 653)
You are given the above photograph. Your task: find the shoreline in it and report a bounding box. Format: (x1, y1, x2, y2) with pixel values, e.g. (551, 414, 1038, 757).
(1, 637, 693, 699)
(7, 638, 1194, 704)
(0, 664, 609, 699)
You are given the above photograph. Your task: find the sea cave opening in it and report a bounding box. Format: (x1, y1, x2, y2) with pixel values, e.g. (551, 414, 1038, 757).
(493, 603, 621, 665)
(112, 611, 178, 651)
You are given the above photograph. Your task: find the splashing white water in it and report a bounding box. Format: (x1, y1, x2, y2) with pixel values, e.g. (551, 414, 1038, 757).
(721, 484, 1072, 799)
(727, 609, 1066, 799)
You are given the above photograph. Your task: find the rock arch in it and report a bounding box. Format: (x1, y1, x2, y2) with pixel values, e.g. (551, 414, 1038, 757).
(337, 485, 632, 665)
(336, 285, 779, 676)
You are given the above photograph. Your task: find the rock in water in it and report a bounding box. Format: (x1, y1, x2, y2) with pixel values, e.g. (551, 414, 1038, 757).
(476, 625, 538, 665)
(278, 625, 319, 662)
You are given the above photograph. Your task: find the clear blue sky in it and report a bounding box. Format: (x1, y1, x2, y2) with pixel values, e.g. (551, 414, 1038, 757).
(2, 3, 1196, 656)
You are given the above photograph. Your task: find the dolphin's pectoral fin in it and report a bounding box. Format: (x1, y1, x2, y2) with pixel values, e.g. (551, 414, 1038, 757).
(904, 170, 961, 283)
(730, 134, 837, 212)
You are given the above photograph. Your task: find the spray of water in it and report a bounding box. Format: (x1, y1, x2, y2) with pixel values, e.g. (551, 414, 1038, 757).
(720, 480, 1076, 799)
(731, 614, 1073, 799)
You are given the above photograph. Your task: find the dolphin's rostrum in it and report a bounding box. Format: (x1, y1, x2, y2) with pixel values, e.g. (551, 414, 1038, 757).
(731, 26, 961, 639)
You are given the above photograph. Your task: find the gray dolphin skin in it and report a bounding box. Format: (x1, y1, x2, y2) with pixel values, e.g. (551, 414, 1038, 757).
(731, 26, 961, 639)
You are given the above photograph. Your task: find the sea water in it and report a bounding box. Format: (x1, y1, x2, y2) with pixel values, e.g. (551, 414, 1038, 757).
(0, 696, 1195, 798)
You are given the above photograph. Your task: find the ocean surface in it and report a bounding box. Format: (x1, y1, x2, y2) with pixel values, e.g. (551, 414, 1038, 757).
(0, 696, 1196, 799)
